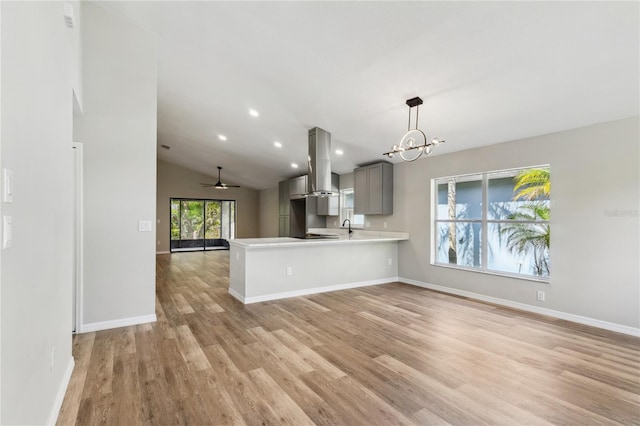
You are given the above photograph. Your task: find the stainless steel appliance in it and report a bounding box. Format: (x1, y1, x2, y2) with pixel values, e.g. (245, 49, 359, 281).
(289, 196, 326, 238)
(307, 127, 337, 196)
(288, 126, 340, 238)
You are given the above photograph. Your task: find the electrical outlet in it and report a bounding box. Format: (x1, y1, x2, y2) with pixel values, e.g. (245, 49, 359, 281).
(383, 221, 388, 229)
(365, 221, 371, 228)
(236, 252, 240, 260)
(536, 290, 545, 302)
(286, 266, 293, 276)
(388, 258, 392, 266)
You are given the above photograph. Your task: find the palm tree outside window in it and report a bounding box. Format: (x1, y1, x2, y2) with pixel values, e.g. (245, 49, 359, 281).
(433, 166, 550, 281)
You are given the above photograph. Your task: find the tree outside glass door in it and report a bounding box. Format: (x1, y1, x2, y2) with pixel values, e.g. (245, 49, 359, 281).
(170, 198, 235, 252)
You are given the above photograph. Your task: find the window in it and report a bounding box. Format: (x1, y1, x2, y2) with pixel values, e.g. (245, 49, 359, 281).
(339, 189, 364, 227)
(433, 166, 550, 281)
(170, 198, 236, 252)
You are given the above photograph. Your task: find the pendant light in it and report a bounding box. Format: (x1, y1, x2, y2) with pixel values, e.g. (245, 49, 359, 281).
(383, 96, 444, 162)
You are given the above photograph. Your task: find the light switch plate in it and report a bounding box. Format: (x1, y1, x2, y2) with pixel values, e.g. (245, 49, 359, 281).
(3, 168, 14, 203)
(3, 216, 12, 249)
(138, 220, 152, 232)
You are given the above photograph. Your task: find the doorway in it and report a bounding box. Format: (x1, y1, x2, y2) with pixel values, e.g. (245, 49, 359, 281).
(170, 198, 235, 252)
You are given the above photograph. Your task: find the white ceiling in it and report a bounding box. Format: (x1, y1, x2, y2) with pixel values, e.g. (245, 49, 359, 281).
(98, 1, 639, 190)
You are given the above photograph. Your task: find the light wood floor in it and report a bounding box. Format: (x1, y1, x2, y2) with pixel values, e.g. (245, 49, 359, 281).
(58, 251, 640, 425)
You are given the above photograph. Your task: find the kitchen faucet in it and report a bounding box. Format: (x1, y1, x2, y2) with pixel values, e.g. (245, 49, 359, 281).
(342, 219, 352, 235)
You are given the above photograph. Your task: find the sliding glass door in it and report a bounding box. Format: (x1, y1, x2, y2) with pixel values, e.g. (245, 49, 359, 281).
(170, 198, 236, 252)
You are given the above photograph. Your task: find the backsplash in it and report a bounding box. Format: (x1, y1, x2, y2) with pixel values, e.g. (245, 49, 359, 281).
(324, 215, 398, 232)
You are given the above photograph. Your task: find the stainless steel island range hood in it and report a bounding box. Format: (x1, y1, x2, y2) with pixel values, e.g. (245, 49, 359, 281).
(307, 127, 336, 196)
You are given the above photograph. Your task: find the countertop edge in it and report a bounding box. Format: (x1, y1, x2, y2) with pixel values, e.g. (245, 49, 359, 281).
(229, 236, 409, 249)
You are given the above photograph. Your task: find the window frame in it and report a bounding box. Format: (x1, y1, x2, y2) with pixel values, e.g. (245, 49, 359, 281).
(339, 188, 365, 228)
(431, 166, 550, 283)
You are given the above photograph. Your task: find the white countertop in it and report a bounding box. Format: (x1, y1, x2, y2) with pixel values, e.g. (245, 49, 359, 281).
(229, 230, 409, 249)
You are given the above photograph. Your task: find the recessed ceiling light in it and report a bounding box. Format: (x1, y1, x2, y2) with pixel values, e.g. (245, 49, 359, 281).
(335, 149, 343, 155)
(218, 134, 227, 141)
(291, 163, 298, 169)
(274, 141, 282, 148)
(249, 109, 259, 117)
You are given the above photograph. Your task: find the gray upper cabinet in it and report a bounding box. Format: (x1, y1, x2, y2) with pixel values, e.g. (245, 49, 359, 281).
(354, 162, 393, 215)
(354, 167, 368, 214)
(368, 163, 384, 214)
(289, 175, 307, 199)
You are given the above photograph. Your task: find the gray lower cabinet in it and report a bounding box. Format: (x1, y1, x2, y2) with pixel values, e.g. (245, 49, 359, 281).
(279, 180, 291, 236)
(278, 215, 290, 237)
(354, 162, 393, 215)
(278, 180, 290, 216)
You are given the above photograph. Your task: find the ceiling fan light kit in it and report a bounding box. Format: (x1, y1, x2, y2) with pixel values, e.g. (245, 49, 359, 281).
(383, 96, 444, 162)
(200, 166, 241, 189)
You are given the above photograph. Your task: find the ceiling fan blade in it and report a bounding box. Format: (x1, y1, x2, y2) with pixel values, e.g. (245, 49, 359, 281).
(215, 184, 240, 189)
(210, 166, 241, 189)
(200, 183, 217, 187)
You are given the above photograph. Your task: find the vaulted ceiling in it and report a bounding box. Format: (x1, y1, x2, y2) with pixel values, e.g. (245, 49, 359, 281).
(98, 1, 639, 190)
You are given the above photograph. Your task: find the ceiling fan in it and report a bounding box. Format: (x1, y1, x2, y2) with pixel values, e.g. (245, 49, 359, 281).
(200, 166, 240, 190)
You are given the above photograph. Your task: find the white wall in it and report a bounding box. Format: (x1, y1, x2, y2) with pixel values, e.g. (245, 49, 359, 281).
(156, 160, 261, 251)
(74, 3, 157, 329)
(390, 117, 639, 330)
(259, 187, 278, 237)
(67, 1, 82, 113)
(1, 2, 77, 423)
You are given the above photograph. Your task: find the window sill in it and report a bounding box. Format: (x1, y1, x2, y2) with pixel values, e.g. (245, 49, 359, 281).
(432, 262, 550, 284)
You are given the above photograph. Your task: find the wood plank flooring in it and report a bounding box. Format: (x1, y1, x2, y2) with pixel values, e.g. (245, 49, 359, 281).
(58, 251, 640, 425)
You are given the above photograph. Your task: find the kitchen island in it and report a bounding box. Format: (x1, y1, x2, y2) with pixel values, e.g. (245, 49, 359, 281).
(228, 230, 409, 303)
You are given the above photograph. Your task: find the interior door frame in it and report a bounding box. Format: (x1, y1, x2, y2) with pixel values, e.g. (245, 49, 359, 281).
(72, 142, 84, 333)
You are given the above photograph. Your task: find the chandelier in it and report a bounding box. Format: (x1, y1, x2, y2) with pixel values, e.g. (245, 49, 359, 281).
(383, 96, 444, 162)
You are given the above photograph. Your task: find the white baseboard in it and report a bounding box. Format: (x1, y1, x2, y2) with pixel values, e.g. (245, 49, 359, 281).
(46, 357, 75, 426)
(229, 277, 400, 304)
(78, 314, 157, 333)
(400, 277, 640, 337)
(156, 251, 170, 255)
(228, 288, 246, 303)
